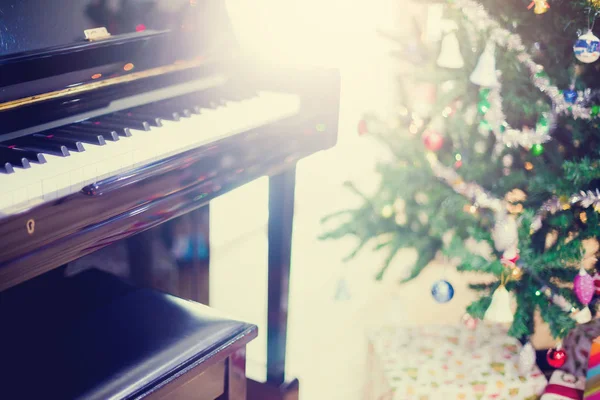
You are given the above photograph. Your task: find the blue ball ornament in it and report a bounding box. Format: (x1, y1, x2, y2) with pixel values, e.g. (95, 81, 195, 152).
(574, 31, 600, 64)
(563, 90, 578, 104)
(431, 280, 454, 303)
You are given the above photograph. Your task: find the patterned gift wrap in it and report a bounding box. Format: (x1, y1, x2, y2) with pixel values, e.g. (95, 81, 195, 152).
(365, 324, 548, 400)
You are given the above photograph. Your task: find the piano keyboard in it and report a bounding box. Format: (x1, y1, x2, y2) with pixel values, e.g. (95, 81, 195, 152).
(0, 89, 301, 212)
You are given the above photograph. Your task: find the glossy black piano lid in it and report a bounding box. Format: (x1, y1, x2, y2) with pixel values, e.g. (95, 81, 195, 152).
(0, 0, 236, 97)
(0, 0, 203, 57)
(0, 0, 237, 137)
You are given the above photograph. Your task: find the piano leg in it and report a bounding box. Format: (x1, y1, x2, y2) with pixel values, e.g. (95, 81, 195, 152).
(247, 166, 299, 400)
(191, 206, 211, 305)
(176, 207, 210, 304)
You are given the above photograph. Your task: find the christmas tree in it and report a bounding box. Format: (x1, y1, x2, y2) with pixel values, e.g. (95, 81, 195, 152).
(321, 0, 600, 347)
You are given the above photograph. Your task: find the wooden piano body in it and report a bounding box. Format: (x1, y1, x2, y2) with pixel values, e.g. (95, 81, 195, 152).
(0, 1, 340, 399)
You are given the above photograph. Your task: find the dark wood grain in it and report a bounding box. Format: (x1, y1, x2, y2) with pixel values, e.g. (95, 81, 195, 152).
(146, 360, 226, 400)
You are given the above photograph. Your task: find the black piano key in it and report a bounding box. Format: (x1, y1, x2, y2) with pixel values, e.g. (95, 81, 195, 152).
(32, 134, 85, 152)
(0, 162, 14, 174)
(162, 98, 201, 115)
(53, 130, 106, 146)
(15, 138, 70, 157)
(63, 125, 119, 141)
(0, 146, 46, 164)
(201, 99, 222, 109)
(183, 105, 201, 114)
(228, 89, 258, 101)
(186, 93, 221, 109)
(177, 108, 193, 118)
(100, 114, 161, 129)
(222, 92, 253, 101)
(121, 110, 180, 122)
(0, 149, 30, 169)
(154, 100, 195, 117)
(79, 121, 133, 137)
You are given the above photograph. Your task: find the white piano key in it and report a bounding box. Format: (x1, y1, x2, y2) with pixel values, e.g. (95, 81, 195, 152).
(43, 176, 60, 201)
(70, 168, 84, 194)
(0, 91, 301, 212)
(0, 192, 14, 210)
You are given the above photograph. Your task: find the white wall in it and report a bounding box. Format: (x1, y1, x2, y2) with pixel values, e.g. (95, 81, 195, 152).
(209, 0, 423, 394)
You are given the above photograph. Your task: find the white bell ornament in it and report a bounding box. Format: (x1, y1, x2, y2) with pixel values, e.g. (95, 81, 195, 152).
(437, 31, 464, 69)
(484, 285, 514, 324)
(470, 41, 500, 87)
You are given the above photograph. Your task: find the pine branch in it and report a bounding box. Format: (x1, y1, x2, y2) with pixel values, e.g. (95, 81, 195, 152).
(398, 239, 442, 283)
(466, 295, 494, 320)
(468, 282, 496, 291)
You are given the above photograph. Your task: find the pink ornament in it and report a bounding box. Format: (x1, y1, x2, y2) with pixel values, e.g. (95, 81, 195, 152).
(574, 267, 595, 306)
(461, 313, 478, 330)
(423, 131, 444, 151)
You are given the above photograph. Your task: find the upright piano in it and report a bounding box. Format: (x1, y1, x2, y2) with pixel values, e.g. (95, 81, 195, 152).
(0, 1, 340, 398)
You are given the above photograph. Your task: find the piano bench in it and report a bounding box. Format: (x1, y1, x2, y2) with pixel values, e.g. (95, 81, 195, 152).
(0, 269, 257, 400)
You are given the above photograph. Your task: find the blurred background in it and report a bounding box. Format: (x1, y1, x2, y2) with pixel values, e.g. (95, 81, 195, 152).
(207, 1, 509, 399)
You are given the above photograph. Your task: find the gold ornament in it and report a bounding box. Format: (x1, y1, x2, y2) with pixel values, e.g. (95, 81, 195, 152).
(510, 266, 523, 280)
(528, 0, 549, 14)
(393, 198, 406, 212)
(507, 203, 524, 215)
(559, 196, 571, 210)
(505, 189, 527, 203)
(395, 213, 407, 226)
(505, 190, 526, 215)
(590, 0, 600, 10)
(463, 204, 478, 214)
(381, 205, 394, 218)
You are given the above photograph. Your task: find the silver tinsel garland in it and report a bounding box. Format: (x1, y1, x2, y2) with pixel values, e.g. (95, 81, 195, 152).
(483, 80, 553, 152)
(425, 152, 505, 212)
(452, 0, 597, 152)
(530, 189, 600, 234)
(454, 0, 593, 117)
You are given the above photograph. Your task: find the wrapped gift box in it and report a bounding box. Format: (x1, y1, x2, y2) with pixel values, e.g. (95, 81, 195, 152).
(365, 324, 548, 400)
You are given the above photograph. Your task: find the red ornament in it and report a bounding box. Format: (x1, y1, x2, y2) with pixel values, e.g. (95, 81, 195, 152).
(593, 273, 600, 296)
(358, 119, 368, 136)
(423, 131, 444, 151)
(454, 160, 463, 169)
(461, 313, 478, 330)
(502, 253, 520, 265)
(546, 348, 567, 368)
